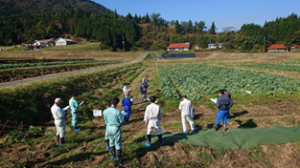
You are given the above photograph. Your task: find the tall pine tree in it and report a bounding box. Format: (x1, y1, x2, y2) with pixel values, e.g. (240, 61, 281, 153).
(209, 22, 216, 35)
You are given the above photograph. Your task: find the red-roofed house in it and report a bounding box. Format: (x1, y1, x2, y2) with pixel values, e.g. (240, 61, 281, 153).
(291, 44, 300, 51)
(166, 42, 191, 51)
(32, 39, 55, 50)
(267, 44, 287, 52)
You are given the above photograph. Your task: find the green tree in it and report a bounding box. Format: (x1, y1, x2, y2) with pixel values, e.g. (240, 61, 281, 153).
(175, 20, 181, 34)
(209, 22, 216, 35)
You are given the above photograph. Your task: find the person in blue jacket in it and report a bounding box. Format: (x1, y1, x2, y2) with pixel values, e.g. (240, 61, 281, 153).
(104, 97, 124, 162)
(212, 89, 234, 132)
(122, 92, 133, 124)
(69, 93, 84, 131)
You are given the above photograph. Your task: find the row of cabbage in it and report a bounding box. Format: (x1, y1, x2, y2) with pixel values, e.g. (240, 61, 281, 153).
(158, 64, 300, 99)
(159, 66, 203, 100)
(158, 67, 181, 99)
(0, 60, 122, 69)
(240, 63, 300, 72)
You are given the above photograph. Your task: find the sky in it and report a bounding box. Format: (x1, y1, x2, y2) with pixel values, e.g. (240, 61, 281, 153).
(95, 0, 300, 32)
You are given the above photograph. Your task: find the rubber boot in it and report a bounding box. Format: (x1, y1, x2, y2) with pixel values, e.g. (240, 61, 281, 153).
(59, 137, 66, 145)
(116, 149, 123, 162)
(158, 134, 165, 146)
(105, 140, 110, 150)
(110, 146, 116, 159)
(212, 124, 218, 131)
(145, 135, 151, 147)
(56, 135, 60, 145)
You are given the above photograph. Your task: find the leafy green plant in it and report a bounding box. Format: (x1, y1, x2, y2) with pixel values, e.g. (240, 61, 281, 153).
(158, 64, 300, 99)
(240, 63, 300, 72)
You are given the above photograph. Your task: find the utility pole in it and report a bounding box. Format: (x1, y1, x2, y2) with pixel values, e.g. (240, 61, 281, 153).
(162, 35, 164, 51)
(264, 36, 266, 53)
(122, 36, 125, 51)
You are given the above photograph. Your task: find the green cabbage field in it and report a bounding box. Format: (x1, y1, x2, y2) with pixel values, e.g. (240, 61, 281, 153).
(0, 60, 121, 69)
(240, 63, 300, 72)
(158, 64, 300, 99)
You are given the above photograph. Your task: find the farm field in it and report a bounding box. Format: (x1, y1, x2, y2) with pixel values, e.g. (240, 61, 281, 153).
(0, 60, 123, 83)
(240, 63, 300, 72)
(0, 43, 142, 61)
(1, 52, 300, 167)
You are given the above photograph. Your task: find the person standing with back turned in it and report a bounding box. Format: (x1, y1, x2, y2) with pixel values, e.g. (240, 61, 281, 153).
(144, 96, 164, 147)
(104, 97, 124, 162)
(69, 93, 84, 132)
(223, 89, 232, 121)
(212, 89, 234, 132)
(122, 92, 133, 124)
(179, 95, 196, 134)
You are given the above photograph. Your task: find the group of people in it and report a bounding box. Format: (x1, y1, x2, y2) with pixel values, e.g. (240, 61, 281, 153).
(50, 93, 84, 145)
(50, 75, 234, 163)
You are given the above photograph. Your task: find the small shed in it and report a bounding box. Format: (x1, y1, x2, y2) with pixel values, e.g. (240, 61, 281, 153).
(208, 43, 217, 49)
(267, 44, 287, 52)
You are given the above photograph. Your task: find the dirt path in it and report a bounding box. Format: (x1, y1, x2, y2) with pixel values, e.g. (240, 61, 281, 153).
(0, 53, 147, 88)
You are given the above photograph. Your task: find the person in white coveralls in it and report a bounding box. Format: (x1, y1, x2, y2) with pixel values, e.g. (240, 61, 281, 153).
(51, 98, 69, 145)
(179, 95, 196, 134)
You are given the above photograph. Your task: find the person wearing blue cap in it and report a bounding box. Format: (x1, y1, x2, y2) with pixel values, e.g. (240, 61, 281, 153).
(103, 97, 124, 162)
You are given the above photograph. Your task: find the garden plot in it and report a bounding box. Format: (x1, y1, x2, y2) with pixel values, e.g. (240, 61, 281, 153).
(240, 63, 300, 72)
(158, 64, 300, 99)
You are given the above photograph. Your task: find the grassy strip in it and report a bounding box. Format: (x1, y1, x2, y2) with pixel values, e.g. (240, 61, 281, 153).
(0, 60, 123, 82)
(0, 62, 143, 126)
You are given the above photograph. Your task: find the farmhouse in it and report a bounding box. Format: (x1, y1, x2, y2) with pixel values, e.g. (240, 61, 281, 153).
(55, 38, 77, 46)
(291, 44, 300, 51)
(31, 39, 55, 50)
(166, 42, 190, 51)
(267, 44, 287, 52)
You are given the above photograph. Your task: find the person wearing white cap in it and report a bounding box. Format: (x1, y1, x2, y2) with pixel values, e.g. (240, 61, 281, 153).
(51, 98, 69, 145)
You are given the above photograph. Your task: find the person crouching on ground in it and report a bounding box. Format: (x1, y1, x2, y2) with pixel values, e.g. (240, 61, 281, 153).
(140, 83, 150, 103)
(179, 95, 196, 134)
(69, 93, 84, 132)
(104, 97, 124, 162)
(122, 92, 133, 124)
(144, 96, 164, 147)
(51, 98, 67, 145)
(212, 89, 234, 131)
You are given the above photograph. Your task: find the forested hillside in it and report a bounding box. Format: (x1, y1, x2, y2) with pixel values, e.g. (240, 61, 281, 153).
(0, 0, 299, 52)
(0, 0, 113, 16)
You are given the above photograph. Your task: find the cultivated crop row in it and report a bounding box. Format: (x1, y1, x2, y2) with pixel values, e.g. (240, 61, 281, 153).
(158, 67, 181, 99)
(0, 60, 121, 69)
(158, 64, 300, 99)
(240, 63, 300, 72)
